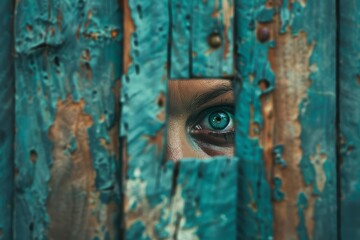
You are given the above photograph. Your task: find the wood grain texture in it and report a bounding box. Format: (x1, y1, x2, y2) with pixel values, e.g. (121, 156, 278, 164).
(0, 0, 14, 239)
(14, 0, 122, 239)
(169, 0, 192, 79)
(170, 0, 234, 79)
(235, 0, 337, 239)
(234, 1, 274, 238)
(340, 0, 360, 238)
(191, 0, 234, 77)
(121, 0, 170, 238)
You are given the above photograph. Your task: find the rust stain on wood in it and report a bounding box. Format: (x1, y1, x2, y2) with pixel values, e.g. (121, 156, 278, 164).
(269, 19, 316, 238)
(260, 92, 275, 182)
(47, 97, 99, 240)
(123, 0, 135, 74)
(249, 104, 260, 139)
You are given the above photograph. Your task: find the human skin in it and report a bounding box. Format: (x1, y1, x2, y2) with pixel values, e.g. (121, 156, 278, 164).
(166, 79, 235, 161)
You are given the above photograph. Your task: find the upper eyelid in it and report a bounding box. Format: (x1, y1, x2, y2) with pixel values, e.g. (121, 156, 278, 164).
(188, 84, 234, 111)
(187, 105, 235, 129)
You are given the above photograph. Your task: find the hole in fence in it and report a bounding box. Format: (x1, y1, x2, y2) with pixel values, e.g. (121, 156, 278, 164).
(30, 150, 38, 164)
(166, 79, 235, 161)
(258, 79, 270, 91)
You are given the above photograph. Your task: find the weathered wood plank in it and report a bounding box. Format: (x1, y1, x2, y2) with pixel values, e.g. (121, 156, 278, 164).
(169, 0, 191, 79)
(170, 0, 234, 79)
(235, 0, 337, 239)
(14, 0, 122, 239)
(340, 0, 360, 238)
(121, 0, 170, 237)
(234, 1, 274, 238)
(172, 157, 237, 240)
(0, 0, 14, 239)
(272, 1, 337, 239)
(191, 0, 234, 78)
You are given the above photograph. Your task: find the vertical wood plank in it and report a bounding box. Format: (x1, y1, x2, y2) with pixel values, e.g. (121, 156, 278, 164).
(121, 0, 171, 237)
(14, 0, 122, 239)
(0, 0, 14, 239)
(173, 157, 238, 240)
(235, 0, 337, 239)
(234, 1, 274, 238)
(170, 0, 234, 79)
(272, 1, 337, 239)
(340, 0, 360, 238)
(191, 0, 234, 77)
(169, 0, 191, 79)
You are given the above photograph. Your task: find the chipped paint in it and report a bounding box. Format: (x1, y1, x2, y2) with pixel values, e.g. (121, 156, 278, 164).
(236, 0, 336, 239)
(121, 0, 170, 238)
(235, 1, 275, 238)
(309, 145, 327, 193)
(269, 1, 336, 238)
(14, 0, 122, 238)
(170, 0, 234, 78)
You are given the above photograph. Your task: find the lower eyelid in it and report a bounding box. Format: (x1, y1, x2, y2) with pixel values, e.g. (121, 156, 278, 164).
(189, 129, 235, 147)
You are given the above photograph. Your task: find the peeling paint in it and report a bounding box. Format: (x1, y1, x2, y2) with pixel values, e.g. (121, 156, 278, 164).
(14, 0, 122, 238)
(235, 1, 275, 238)
(170, 0, 234, 78)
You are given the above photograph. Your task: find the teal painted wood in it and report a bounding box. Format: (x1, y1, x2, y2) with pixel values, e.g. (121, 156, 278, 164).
(173, 157, 237, 240)
(0, 0, 14, 239)
(124, 157, 238, 240)
(234, 1, 274, 238)
(293, 1, 337, 239)
(169, 0, 191, 79)
(235, 0, 337, 239)
(340, 0, 360, 238)
(14, 0, 122, 239)
(121, 0, 170, 237)
(123, 1, 237, 239)
(170, 0, 234, 79)
(191, 0, 234, 77)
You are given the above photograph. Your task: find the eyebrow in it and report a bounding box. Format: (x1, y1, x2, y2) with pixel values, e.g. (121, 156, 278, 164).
(190, 83, 233, 110)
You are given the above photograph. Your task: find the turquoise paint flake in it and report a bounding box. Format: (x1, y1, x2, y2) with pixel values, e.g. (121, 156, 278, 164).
(280, 0, 290, 33)
(256, 5, 274, 23)
(0, 1, 14, 239)
(296, 192, 309, 240)
(273, 145, 286, 168)
(273, 177, 285, 201)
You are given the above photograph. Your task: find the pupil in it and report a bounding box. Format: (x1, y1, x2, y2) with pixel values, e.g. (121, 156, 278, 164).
(208, 111, 230, 130)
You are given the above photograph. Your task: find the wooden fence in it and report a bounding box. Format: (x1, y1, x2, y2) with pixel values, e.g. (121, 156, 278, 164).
(0, 0, 357, 239)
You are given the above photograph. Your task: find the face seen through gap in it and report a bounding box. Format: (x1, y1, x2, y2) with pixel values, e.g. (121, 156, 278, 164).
(166, 79, 235, 161)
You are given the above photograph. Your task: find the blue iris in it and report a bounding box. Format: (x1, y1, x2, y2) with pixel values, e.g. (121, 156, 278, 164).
(208, 111, 230, 130)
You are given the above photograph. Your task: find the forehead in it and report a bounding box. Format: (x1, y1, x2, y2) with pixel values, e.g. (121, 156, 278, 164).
(168, 79, 232, 97)
(168, 79, 233, 114)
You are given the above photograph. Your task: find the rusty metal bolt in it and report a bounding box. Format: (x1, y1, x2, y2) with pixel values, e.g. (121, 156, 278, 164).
(257, 27, 271, 42)
(208, 33, 222, 49)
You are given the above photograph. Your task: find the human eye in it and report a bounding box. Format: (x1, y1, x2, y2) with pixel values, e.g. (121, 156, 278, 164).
(189, 105, 235, 149)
